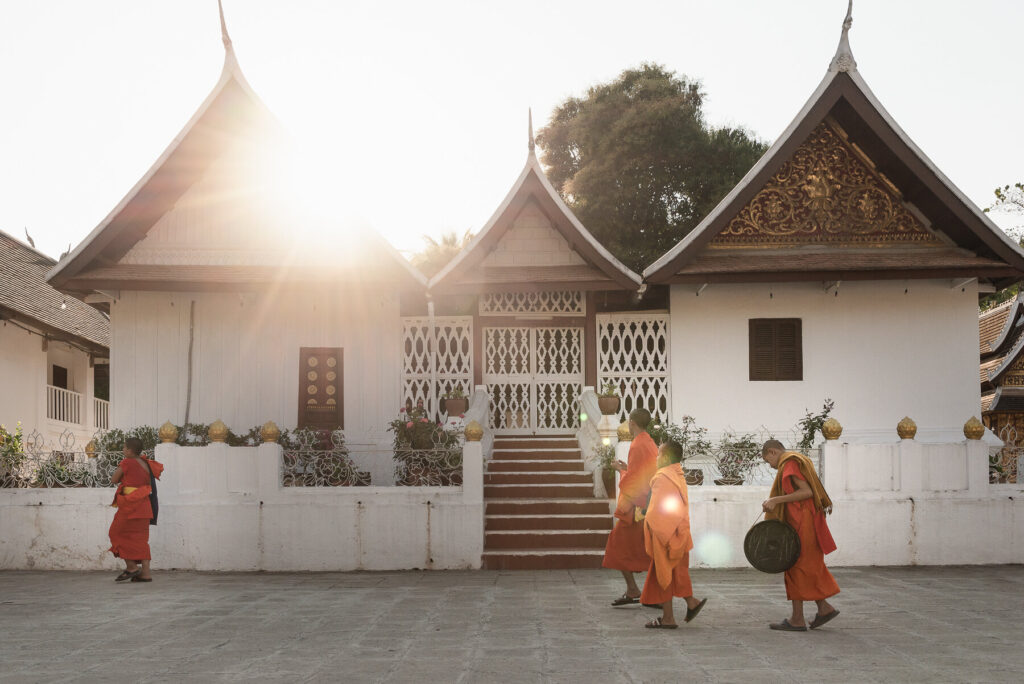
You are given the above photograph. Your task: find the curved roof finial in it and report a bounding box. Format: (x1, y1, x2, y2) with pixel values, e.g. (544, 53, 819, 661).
(218, 0, 233, 51)
(828, 0, 857, 73)
(528, 108, 535, 154)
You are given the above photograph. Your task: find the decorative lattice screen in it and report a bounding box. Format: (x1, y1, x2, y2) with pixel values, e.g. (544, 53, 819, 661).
(597, 314, 671, 423)
(401, 317, 473, 418)
(479, 291, 584, 316)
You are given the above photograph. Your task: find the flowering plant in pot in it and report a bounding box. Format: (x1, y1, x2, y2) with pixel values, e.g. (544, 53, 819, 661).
(389, 401, 463, 485)
(595, 442, 617, 499)
(442, 387, 469, 418)
(598, 380, 621, 416)
(713, 431, 760, 485)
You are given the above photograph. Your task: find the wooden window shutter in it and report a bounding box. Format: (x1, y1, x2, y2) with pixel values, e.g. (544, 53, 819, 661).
(298, 347, 343, 429)
(749, 319, 802, 382)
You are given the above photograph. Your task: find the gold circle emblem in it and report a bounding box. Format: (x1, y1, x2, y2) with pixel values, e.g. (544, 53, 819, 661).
(307, 384, 317, 395)
(307, 370, 318, 381)
(308, 357, 318, 367)
(307, 398, 317, 405)
(326, 385, 336, 396)
(327, 398, 337, 405)
(326, 357, 337, 368)
(326, 371, 336, 381)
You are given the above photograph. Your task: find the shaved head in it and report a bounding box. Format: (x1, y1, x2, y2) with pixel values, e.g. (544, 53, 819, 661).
(629, 408, 651, 429)
(761, 439, 785, 455)
(660, 440, 683, 464)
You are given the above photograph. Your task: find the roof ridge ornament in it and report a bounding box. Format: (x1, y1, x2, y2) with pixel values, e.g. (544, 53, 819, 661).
(828, 0, 857, 73)
(528, 108, 536, 154)
(218, 0, 233, 51)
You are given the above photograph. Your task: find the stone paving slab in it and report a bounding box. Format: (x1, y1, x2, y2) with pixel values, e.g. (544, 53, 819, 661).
(1, 566, 1022, 683)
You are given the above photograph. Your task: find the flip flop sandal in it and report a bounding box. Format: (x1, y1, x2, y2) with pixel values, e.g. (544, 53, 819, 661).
(769, 619, 808, 632)
(810, 609, 840, 630)
(642, 603, 662, 609)
(685, 598, 708, 623)
(115, 570, 141, 582)
(130, 576, 153, 583)
(645, 617, 678, 629)
(611, 594, 640, 607)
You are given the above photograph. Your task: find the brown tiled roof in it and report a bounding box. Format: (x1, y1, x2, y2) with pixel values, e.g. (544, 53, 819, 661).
(981, 392, 994, 412)
(0, 231, 109, 349)
(979, 298, 1016, 355)
(981, 358, 1001, 386)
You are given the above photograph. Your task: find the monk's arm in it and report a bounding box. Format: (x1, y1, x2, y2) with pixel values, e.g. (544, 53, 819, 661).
(762, 476, 812, 511)
(110, 466, 124, 485)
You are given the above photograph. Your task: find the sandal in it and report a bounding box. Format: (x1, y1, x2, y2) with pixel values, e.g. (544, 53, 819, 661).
(611, 593, 640, 607)
(642, 603, 662, 609)
(130, 576, 153, 583)
(644, 617, 678, 629)
(115, 569, 141, 582)
(810, 609, 840, 630)
(685, 598, 708, 623)
(769, 618, 808, 632)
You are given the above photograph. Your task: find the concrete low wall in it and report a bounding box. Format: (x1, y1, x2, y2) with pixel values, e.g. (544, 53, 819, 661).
(0, 442, 484, 571)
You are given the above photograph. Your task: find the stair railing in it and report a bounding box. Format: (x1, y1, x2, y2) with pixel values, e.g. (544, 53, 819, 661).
(576, 386, 601, 471)
(465, 385, 493, 461)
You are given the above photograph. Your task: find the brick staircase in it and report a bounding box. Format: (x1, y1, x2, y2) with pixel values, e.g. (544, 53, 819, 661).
(482, 435, 612, 570)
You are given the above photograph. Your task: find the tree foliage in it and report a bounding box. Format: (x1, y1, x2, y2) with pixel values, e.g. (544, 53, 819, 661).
(411, 230, 473, 278)
(981, 181, 1024, 310)
(536, 64, 767, 271)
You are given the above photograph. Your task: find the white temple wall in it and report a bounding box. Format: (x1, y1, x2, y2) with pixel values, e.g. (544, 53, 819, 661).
(110, 289, 403, 442)
(668, 279, 980, 440)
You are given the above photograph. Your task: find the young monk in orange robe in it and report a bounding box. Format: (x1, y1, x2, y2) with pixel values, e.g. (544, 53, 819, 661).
(604, 408, 658, 606)
(640, 440, 707, 628)
(109, 437, 164, 582)
(761, 439, 839, 631)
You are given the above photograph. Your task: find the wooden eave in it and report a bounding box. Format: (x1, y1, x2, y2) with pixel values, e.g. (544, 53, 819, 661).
(428, 153, 641, 294)
(981, 299, 1024, 358)
(0, 304, 108, 357)
(642, 70, 1024, 286)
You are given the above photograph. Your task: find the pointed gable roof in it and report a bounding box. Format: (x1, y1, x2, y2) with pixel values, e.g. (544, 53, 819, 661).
(49, 12, 425, 293)
(428, 116, 641, 294)
(643, 4, 1024, 286)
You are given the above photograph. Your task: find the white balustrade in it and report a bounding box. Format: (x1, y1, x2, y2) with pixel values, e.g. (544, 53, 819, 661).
(46, 385, 82, 425)
(93, 398, 110, 430)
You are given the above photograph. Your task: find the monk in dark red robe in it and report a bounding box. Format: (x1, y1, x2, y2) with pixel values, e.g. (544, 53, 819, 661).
(109, 437, 164, 582)
(640, 440, 707, 628)
(604, 408, 658, 606)
(761, 439, 839, 631)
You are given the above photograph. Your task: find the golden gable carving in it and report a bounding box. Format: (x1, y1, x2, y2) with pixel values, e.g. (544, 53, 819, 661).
(711, 120, 942, 248)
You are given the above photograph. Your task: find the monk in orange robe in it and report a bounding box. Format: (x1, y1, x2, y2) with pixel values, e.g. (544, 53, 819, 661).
(604, 408, 658, 606)
(109, 437, 164, 582)
(761, 439, 839, 631)
(640, 440, 707, 628)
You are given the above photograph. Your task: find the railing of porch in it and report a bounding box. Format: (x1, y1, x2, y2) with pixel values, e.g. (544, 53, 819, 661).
(46, 385, 82, 425)
(93, 398, 110, 430)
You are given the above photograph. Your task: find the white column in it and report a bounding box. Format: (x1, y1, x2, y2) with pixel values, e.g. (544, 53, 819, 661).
(462, 440, 483, 505)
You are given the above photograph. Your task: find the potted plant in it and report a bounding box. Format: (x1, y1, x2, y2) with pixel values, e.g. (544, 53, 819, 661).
(646, 416, 710, 486)
(598, 380, 621, 416)
(595, 442, 617, 499)
(0, 423, 27, 488)
(389, 403, 463, 485)
(442, 387, 469, 417)
(714, 431, 759, 485)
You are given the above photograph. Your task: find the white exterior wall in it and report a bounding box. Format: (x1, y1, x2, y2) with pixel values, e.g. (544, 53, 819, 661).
(0, 441, 484, 571)
(0, 322, 99, 445)
(669, 279, 980, 440)
(110, 289, 403, 442)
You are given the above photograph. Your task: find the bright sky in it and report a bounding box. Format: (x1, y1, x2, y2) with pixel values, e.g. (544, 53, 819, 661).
(1, 0, 1022, 261)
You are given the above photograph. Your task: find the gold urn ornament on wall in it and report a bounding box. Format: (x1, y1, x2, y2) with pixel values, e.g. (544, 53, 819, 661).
(85, 438, 98, 458)
(464, 420, 484, 442)
(821, 417, 843, 441)
(963, 417, 985, 441)
(897, 416, 917, 440)
(260, 421, 281, 444)
(208, 420, 229, 443)
(158, 421, 178, 444)
(617, 421, 632, 442)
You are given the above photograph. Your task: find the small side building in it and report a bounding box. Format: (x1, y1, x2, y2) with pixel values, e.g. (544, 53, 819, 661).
(0, 230, 110, 445)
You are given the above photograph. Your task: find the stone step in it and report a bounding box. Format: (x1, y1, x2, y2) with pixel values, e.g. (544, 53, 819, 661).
(492, 449, 583, 460)
(484, 472, 593, 485)
(488, 459, 585, 472)
(484, 483, 594, 498)
(493, 439, 579, 450)
(481, 549, 606, 570)
(485, 530, 608, 551)
(486, 514, 614, 531)
(485, 499, 612, 515)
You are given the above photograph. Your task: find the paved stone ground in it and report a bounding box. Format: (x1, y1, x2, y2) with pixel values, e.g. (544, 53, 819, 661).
(1, 566, 1022, 683)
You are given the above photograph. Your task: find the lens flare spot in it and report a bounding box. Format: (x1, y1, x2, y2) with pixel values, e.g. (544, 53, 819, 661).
(659, 496, 681, 514)
(695, 531, 732, 567)
(602, 437, 611, 446)
(580, 413, 588, 423)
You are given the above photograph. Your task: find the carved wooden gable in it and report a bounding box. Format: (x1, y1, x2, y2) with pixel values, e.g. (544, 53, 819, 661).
(1000, 354, 1024, 388)
(711, 119, 943, 248)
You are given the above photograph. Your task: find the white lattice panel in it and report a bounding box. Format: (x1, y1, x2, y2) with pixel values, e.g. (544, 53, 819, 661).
(479, 291, 584, 316)
(597, 314, 671, 423)
(485, 328, 530, 375)
(536, 328, 583, 375)
(536, 382, 582, 431)
(401, 317, 473, 419)
(489, 383, 531, 430)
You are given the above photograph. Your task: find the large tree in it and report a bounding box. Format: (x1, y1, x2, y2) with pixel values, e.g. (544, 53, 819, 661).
(411, 229, 473, 278)
(537, 64, 767, 272)
(981, 181, 1024, 309)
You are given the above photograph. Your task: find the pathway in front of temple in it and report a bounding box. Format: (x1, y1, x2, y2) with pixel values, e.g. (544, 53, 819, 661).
(1, 566, 1022, 683)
